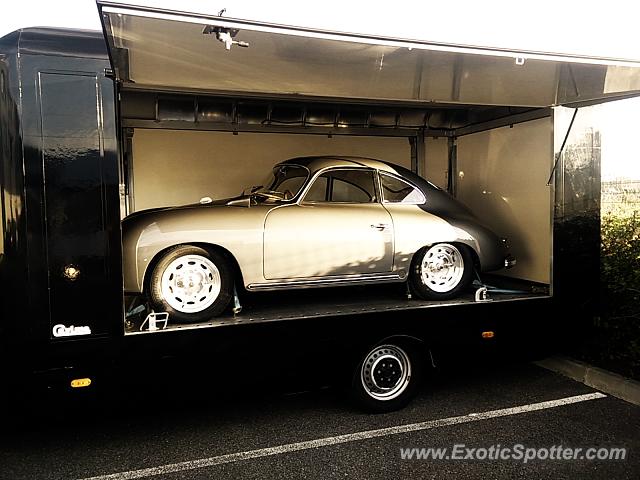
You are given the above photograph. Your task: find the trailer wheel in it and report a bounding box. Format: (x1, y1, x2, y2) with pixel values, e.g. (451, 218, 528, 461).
(351, 341, 423, 413)
(148, 245, 232, 323)
(409, 243, 473, 300)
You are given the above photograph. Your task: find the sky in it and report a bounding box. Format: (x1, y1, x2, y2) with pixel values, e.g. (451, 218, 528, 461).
(596, 97, 640, 180)
(1, 0, 639, 179)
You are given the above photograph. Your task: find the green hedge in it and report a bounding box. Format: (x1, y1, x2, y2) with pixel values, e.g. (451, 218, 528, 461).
(594, 211, 640, 379)
(601, 212, 640, 314)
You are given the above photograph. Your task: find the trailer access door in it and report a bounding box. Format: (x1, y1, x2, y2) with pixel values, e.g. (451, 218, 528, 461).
(98, 2, 640, 105)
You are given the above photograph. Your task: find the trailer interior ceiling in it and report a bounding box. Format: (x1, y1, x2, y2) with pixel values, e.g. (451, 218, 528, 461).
(97, 2, 640, 334)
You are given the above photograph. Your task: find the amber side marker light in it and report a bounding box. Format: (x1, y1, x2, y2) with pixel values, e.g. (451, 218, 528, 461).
(70, 378, 92, 388)
(481, 331, 495, 339)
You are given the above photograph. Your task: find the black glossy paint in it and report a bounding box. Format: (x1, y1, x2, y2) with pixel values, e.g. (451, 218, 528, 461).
(553, 123, 601, 340)
(0, 32, 27, 349)
(0, 28, 122, 374)
(40, 72, 116, 337)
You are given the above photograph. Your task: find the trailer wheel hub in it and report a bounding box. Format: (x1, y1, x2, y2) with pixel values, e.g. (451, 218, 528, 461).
(360, 344, 411, 401)
(371, 355, 403, 389)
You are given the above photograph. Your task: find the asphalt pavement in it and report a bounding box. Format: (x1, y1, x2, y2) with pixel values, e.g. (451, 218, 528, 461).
(0, 356, 638, 480)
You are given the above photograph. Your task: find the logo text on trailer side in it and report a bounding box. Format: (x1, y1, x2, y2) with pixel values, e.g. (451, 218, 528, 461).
(52, 324, 92, 337)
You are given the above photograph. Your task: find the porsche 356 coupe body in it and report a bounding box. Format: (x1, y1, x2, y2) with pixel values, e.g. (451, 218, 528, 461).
(122, 156, 515, 322)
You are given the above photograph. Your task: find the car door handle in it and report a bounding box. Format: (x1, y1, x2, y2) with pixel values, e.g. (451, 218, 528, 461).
(370, 223, 389, 231)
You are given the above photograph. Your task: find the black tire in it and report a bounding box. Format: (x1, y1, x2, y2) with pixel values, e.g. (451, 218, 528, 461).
(148, 245, 233, 323)
(409, 243, 474, 300)
(351, 340, 424, 413)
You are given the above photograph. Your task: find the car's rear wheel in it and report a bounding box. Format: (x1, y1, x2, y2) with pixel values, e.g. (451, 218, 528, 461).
(410, 243, 473, 300)
(148, 245, 233, 323)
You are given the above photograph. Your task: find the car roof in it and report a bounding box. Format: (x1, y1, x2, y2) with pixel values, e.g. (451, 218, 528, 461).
(274, 155, 474, 217)
(278, 155, 446, 198)
(278, 156, 401, 175)
(280, 155, 440, 187)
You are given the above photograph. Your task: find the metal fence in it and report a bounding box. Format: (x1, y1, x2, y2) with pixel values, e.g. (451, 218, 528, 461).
(602, 180, 640, 215)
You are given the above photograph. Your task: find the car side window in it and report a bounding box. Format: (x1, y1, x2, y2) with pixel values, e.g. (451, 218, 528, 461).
(278, 176, 307, 198)
(305, 169, 377, 203)
(304, 175, 329, 202)
(380, 172, 425, 204)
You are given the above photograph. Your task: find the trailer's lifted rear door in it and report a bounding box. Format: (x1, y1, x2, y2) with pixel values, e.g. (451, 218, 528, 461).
(97, 2, 640, 108)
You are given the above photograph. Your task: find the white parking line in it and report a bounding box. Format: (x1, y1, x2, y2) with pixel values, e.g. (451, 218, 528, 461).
(80, 392, 606, 480)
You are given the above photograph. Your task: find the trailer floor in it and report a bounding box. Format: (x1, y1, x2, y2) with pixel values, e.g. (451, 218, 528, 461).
(125, 276, 549, 335)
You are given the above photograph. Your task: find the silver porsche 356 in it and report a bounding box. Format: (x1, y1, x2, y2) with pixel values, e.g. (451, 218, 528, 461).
(122, 156, 514, 322)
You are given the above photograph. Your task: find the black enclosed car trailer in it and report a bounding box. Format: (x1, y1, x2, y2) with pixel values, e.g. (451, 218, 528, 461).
(1, 4, 637, 410)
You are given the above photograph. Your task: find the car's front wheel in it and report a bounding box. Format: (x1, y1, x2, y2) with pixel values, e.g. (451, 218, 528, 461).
(409, 243, 473, 300)
(148, 245, 233, 323)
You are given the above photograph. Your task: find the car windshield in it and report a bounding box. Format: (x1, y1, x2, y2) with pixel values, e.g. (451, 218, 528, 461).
(251, 164, 309, 203)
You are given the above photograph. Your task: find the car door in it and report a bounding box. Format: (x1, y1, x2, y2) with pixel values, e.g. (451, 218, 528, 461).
(263, 168, 394, 279)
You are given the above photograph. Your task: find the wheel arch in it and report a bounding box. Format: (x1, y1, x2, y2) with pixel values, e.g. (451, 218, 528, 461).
(352, 333, 433, 372)
(458, 241, 481, 272)
(373, 334, 432, 363)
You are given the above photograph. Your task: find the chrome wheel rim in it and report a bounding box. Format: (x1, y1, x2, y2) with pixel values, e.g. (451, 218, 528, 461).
(420, 243, 464, 293)
(360, 345, 411, 401)
(160, 254, 221, 313)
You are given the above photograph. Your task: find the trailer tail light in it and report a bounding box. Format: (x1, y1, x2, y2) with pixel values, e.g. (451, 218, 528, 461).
(481, 331, 495, 339)
(70, 378, 92, 388)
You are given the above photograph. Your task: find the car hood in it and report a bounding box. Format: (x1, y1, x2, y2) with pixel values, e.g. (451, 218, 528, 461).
(122, 195, 253, 222)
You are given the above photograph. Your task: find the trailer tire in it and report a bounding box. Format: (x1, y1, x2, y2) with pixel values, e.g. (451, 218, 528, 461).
(409, 243, 473, 300)
(351, 340, 423, 413)
(148, 245, 233, 323)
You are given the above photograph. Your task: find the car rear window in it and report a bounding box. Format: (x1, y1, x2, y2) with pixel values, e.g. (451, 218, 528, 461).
(380, 172, 425, 204)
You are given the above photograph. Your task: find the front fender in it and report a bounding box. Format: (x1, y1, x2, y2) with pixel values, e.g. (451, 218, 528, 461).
(122, 205, 271, 292)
